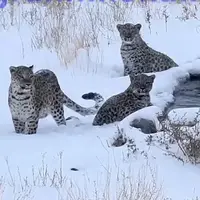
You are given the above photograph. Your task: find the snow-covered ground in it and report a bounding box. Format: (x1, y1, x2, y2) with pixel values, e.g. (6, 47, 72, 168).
(1, 2, 200, 199)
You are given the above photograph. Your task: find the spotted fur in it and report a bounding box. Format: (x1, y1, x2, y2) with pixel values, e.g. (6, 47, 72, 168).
(82, 74, 155, 126)
(8, 65, 101, 134)
(117, 23, 178, 76)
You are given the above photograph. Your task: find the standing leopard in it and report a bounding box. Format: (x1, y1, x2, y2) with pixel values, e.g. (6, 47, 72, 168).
(117, 23, 178, 76)
(8, 65, 102, 134)
(82, 73, 155, 126)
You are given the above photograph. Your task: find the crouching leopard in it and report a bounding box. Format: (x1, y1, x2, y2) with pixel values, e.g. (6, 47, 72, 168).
(8, 65, 102, 134)
(117, 23, 178, 76)
(82, 73, 155, 126)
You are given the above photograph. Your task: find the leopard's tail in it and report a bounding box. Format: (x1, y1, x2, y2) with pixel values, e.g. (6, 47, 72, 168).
(82, 92, 104, 109)
(62, 92, 104, 116)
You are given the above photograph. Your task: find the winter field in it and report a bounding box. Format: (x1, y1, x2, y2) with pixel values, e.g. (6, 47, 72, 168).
(1, 1, 200, 199)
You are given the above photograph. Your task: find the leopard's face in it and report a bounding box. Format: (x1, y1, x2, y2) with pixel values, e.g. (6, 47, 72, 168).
(9, 65, 34, 91)
(116, 23, 142, 44)
(130, 74, 155, 94)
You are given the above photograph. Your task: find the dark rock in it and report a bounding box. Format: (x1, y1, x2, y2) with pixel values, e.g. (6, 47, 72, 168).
(66, 116, 73, 121)
(70, 168, 79, 171)
(130, 118, 157, 134)
(66, 116, 79, 121)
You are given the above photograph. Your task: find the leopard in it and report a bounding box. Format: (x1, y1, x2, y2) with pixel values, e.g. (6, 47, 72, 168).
(8, 65, 103, 134)
(116, 23, 178, 76)
(82, 73, 155, 126)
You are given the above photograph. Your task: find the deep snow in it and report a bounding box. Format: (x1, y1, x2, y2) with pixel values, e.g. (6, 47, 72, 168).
(1, 2, 200, 200)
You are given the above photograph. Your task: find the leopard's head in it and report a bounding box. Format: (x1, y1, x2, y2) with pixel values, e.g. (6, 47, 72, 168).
(129, 73, 155, 94)
(9, 65, 34, 91)
(116, 23, 141, 44)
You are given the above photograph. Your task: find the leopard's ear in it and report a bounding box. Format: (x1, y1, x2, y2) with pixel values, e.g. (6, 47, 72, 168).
(9, 66, 17, 74)
(116, 24, 123, 32)
(29, 65, 34, 71)
(134, 23, 142, 31)
(149, 74, 156, 82)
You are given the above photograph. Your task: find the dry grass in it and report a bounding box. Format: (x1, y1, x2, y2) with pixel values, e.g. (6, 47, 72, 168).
(0, 0, 199, 68)
(0, 0, 137, 67)
(0, 153, 168, 200)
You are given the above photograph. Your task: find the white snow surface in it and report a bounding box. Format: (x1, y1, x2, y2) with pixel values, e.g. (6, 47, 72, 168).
(1, 3, 200, 200)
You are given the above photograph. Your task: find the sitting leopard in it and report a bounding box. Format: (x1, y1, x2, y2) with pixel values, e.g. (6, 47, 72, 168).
(82, 73, 155, 126)
(8, 65, 102, 134)
(117, 23, 178, 76)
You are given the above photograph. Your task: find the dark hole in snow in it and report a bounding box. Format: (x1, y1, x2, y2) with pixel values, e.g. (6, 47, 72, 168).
(70, 168, 79, 171)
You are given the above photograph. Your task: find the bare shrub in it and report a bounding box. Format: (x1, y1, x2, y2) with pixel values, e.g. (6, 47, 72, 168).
(111, 125, 139, 157)
(177, 3, 199, 21)
(155, 112, 200, 164)
(114, 164, 166, 200)
(111, 126, 128, 147)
